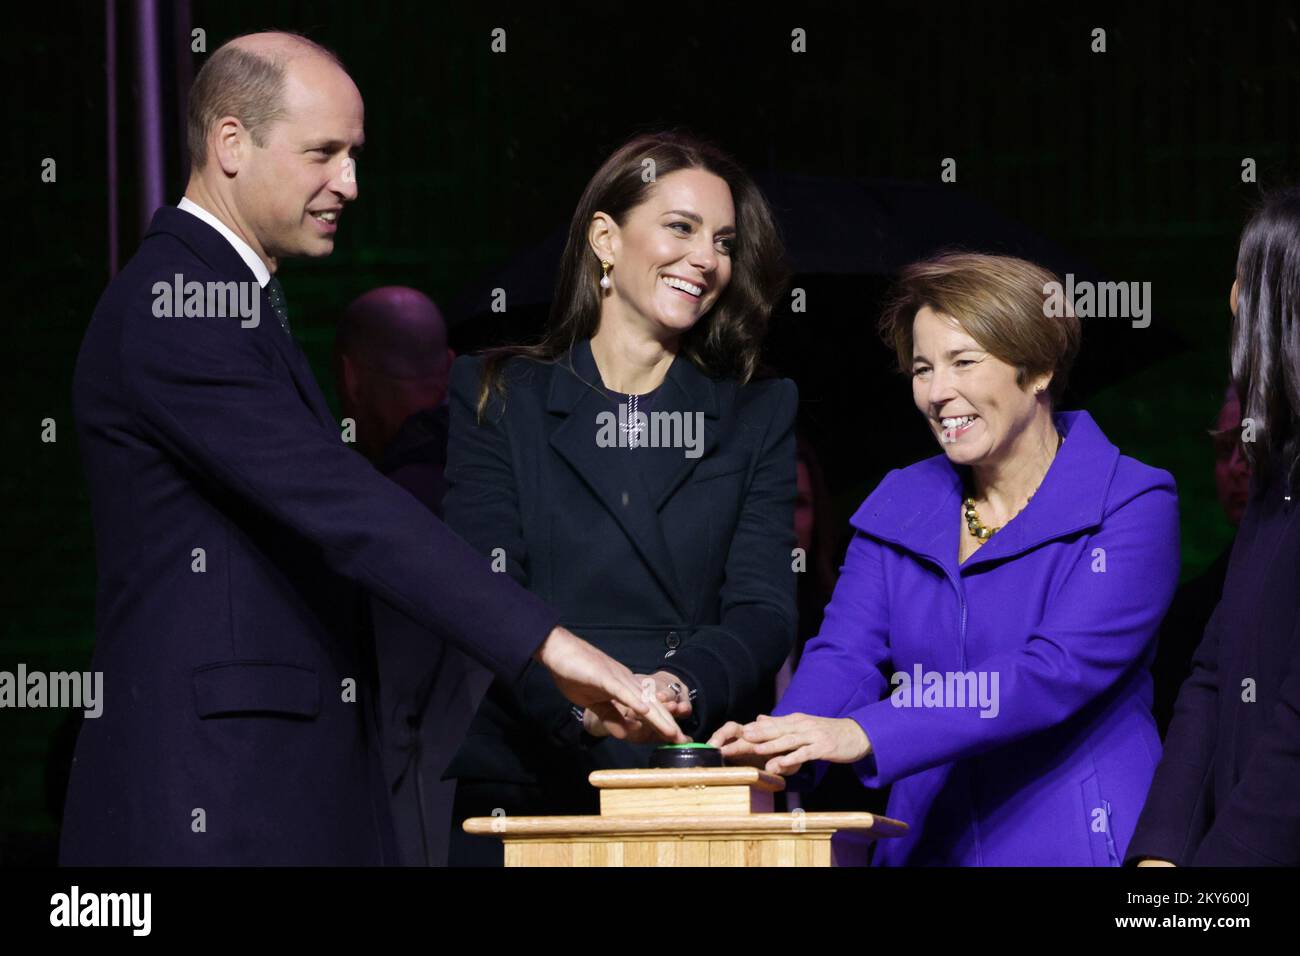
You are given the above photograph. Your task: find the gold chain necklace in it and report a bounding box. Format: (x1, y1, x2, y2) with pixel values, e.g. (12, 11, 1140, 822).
(963, 432, 1063, 542)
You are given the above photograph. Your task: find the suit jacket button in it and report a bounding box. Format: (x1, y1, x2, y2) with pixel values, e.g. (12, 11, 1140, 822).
(665, 631, 681, 650)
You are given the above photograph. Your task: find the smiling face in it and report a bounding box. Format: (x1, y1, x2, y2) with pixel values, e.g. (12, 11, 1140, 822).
(230, 54, 364, 263)
(591, 168, 735, 338)
(910, 305, 1050, 467)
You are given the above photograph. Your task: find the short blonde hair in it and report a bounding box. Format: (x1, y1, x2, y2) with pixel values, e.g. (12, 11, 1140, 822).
(877, 252, 1081, 405)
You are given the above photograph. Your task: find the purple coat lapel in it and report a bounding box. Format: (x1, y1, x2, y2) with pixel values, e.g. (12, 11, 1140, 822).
(850, 410, 1121, 575)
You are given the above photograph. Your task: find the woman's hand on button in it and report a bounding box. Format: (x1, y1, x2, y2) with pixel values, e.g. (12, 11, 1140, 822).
(707, 721, 769, 769)
(639, 671, 693, 719)
(714, 713, 871, 776)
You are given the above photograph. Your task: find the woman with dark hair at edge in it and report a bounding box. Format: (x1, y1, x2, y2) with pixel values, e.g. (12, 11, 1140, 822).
(442, 131, 798, 865)
(1130, 187, 1300, 867)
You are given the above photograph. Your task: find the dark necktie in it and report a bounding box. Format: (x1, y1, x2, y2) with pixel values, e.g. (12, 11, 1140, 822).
(266, 276, 291, 334)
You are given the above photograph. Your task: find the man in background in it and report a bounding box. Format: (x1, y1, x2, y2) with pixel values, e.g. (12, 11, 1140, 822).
(334, 286, 485, 865)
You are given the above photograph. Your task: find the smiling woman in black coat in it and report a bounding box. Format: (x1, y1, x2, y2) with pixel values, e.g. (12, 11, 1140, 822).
(442, 132, 798, 865)
(1129, 187, 1300, 866)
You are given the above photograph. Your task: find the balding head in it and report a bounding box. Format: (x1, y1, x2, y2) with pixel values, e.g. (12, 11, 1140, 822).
(337, 287, 450, 379)
(334, 287, 454, 460)
(187, 32, 344, 171)
(183, 31, 364, 270)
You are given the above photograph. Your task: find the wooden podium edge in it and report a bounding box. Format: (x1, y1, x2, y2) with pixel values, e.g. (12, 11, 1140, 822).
(464, 811, 909, 839)
(588, 767, 787, 791)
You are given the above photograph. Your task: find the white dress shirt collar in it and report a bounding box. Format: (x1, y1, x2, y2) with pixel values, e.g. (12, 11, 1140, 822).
(177, 197, 271, 288)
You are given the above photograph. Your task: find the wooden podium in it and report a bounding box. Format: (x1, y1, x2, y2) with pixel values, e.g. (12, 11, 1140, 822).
(463, 766, 907, 866)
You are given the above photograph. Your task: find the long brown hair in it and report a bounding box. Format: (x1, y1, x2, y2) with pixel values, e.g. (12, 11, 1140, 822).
(476, 131, 788, 418)
(1231, 186, 1300, 495)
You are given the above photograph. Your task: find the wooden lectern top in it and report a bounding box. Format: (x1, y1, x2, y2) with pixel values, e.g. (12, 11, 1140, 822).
(588, 766, 786, 792)
(463, 766, 909, 856)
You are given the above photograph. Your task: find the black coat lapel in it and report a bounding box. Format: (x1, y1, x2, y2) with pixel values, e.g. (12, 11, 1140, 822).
(546, 339, 693, 619)
(146, 207, 338, 433)
(257, 291, 339, 432)
(647, 353, 721, 509)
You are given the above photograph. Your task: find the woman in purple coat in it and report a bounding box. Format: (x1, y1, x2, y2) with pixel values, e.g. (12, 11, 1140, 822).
(712, 252, 1181, 865)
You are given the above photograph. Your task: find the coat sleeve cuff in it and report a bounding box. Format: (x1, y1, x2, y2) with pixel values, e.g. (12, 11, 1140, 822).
(657, 654, 727, 737)
(844, 697, 914, 788)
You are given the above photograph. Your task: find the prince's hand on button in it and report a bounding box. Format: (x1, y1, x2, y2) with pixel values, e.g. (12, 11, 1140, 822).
(579, 672, 692, 744)
(535, 626, 686, 742)
(581, 697, 693, 745)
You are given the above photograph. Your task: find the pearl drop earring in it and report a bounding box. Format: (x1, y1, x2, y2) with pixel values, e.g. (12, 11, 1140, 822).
(600, 260, 612, 290)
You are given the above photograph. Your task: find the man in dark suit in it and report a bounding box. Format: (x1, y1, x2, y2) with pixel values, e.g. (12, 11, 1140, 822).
(334, 286, 487, 866)
(64, 30, 682, 866)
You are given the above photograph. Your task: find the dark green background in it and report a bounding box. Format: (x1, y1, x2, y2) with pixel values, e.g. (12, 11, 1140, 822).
(4, 1, 1298, 858)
